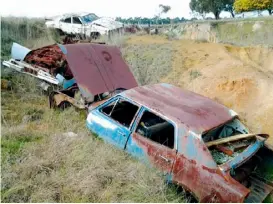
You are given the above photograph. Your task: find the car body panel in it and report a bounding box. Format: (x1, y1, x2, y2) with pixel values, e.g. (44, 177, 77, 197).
(87, 109, 131, 150)
(59, 43, 138, 102)
(86, 95, 140, 149)
(11, 42, 31, 60)
(126, 106, 178, 174)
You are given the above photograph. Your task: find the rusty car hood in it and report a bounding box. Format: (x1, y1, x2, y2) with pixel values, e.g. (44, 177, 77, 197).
(58, 43, 138, 101)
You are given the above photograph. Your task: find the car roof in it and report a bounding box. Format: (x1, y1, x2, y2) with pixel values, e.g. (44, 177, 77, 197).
(120, 83, 236, 134)
(61, 12, 97, 18)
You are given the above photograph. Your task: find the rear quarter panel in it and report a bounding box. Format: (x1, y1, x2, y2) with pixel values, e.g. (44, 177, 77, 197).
(173, 130, 249, 202)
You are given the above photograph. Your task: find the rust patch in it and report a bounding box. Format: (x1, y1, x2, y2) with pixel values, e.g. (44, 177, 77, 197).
(63, 43, 138, 98)
(123, 83, 233, 133)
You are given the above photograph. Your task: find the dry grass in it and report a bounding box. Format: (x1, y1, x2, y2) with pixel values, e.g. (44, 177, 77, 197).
(214, 20, 273, 46)
(1, 17, 60, 60)
(159, 17, 273, 47)
(121, 36, 174, 85)
(2, 16, 273, 202)
(1, 73, 188, 203)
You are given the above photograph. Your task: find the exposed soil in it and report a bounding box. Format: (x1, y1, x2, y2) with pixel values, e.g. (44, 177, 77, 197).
(125, 35, 273, 149)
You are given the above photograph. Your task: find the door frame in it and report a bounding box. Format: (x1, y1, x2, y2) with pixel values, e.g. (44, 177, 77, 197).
(94, 95, 142, 149)
(127, 106, 178, 175)
(97, 95, 142, 131)
(130, 106, 179, 151)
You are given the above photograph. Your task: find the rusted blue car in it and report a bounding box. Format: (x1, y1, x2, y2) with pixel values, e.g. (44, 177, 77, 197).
(86, 83, 272, 203)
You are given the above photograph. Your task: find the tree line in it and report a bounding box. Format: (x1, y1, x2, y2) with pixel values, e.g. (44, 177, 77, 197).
(116, 4, 188, 25)
(190, 0, 273, 20)
(115, 17, 188, 25)
(116, 0, 272, 25)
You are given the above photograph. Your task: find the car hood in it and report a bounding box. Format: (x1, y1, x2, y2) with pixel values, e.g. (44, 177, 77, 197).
(58, 43, 138, 102)
(89, 17, 123, 30)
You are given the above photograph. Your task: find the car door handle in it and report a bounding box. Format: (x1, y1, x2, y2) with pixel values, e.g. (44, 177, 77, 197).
(158, 155, 172, 163)
(117, 130, 126, 137)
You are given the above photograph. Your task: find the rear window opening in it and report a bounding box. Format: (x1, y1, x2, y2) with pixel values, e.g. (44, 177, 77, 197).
(202, 118, 249, 143)
(202, 118, 253, 165)
(136, 111, 175, 149)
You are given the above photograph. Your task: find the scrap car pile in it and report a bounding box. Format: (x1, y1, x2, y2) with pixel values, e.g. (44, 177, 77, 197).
(2, 40, 273, 203)
(3, 41, 138, 109)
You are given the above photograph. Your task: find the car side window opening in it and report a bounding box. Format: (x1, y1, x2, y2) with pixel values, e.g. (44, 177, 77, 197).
(101, 98, 139, 128)
(64, 17, 71, 23)
(136, 111, 175, 149)
(72, 17, 82, 24)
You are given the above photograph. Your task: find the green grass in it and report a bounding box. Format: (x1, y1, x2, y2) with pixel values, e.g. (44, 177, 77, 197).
(1, 132, 43, 163)
(264, 194, 273, 203)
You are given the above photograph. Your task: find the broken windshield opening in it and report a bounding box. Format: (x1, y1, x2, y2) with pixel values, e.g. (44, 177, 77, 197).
(81, 13, 99, 23)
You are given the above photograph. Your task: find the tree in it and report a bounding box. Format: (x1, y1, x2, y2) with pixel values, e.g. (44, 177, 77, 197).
(155, 4, 171, 24)
(190, 0, 207, 19)
(223, 0, 235, 17)
(159, 4, 171, 14)
(234, 0, 273, 14)
(189, 0, 235, 19)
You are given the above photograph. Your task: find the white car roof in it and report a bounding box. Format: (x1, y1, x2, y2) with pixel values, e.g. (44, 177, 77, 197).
(61, 12, 97, 18)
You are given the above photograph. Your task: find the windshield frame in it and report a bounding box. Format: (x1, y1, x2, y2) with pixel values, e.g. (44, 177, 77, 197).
(80, 13, 99, 24)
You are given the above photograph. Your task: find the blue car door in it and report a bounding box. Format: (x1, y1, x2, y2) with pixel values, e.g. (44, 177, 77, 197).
(86, 96, 140, 150)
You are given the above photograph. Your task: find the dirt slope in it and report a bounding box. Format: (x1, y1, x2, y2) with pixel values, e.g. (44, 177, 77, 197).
(125, 35, 273, 148)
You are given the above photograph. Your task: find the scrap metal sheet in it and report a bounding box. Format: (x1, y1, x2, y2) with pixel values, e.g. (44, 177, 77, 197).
(60, 43, 138, 101)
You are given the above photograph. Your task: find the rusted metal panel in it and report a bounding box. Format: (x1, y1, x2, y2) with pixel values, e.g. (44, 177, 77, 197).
(49, 91, 85, 109)
(24, 44, 73, 79)
(3, 59, 60, 85)
(60, 43, 138, 101)
(11, 42, 31, 60)
(121, 83, 234, 134)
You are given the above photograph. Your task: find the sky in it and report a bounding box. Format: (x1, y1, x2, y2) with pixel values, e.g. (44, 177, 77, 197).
(0, 0, 195, 19)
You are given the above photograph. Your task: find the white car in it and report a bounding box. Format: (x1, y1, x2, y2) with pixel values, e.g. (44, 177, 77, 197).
(45, 12, 124, 39)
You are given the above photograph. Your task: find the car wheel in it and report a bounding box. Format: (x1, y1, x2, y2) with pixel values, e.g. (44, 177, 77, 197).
(90, 32, 100, 40)
(58, 101, 72, 110)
